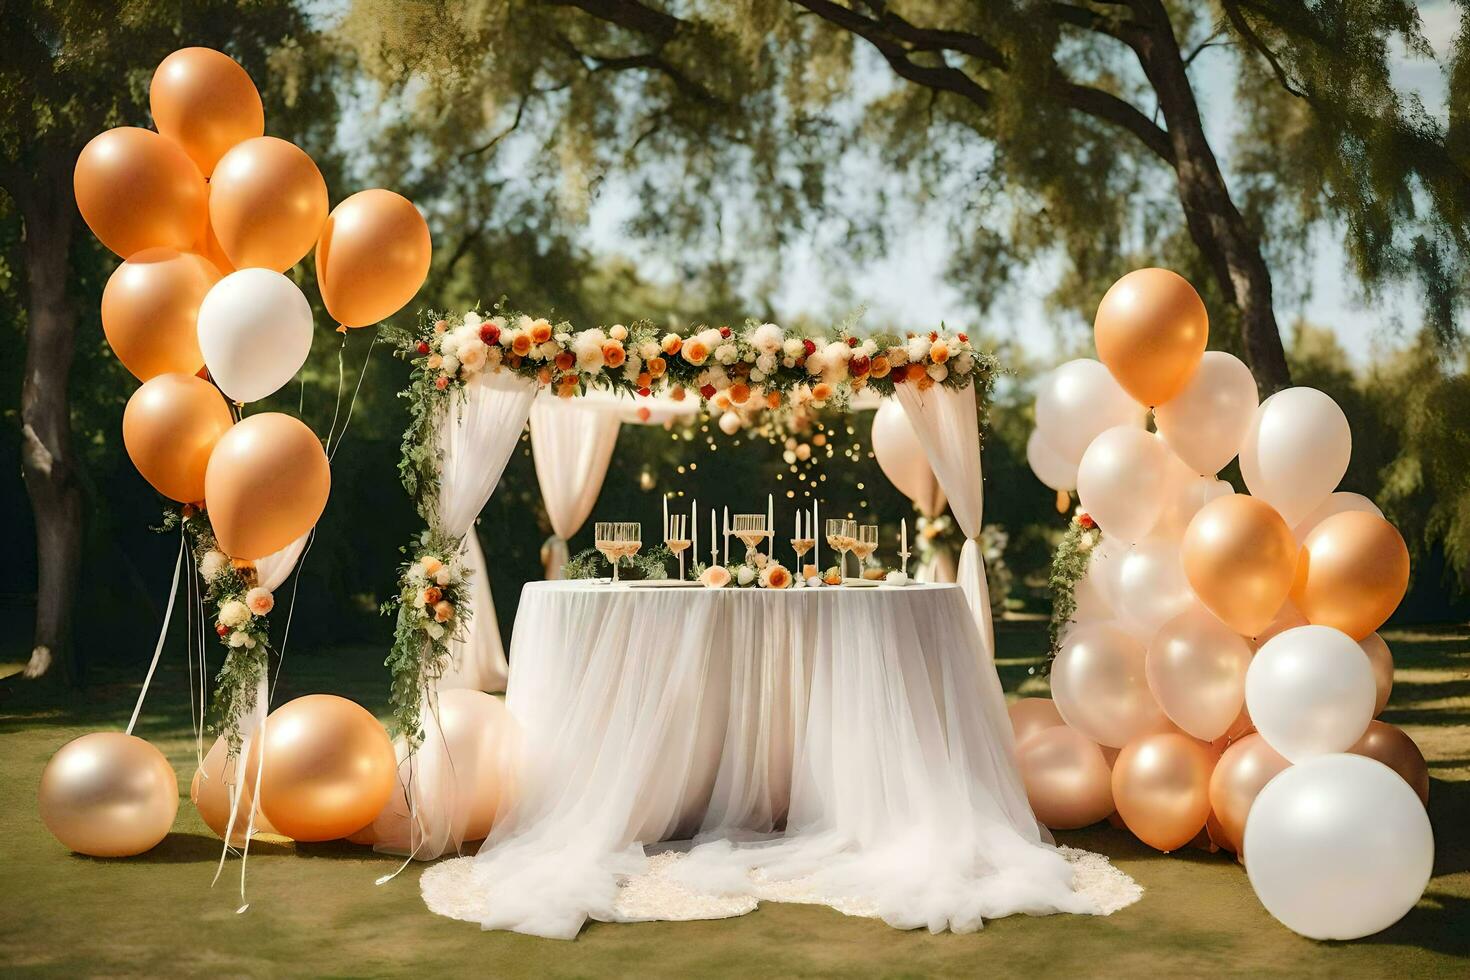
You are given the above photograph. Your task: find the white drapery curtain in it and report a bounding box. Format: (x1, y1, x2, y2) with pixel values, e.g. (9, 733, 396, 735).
(254, 531, 310, 592)
(893, 381, 994, 662)
(530, 393, 622, 579)
(432, 370, 538, 694)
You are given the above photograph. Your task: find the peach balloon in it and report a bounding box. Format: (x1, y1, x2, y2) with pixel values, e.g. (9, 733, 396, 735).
(74, 127, 207, 258)
(122, 373, 234, 502)
(1146, 608, 1254, 741)
(1093, 268, 1209, 406)
(1017, 726, 1115, 830)
(1348, 721, 1428, 805)
(102, 248, 220, 381)
(150, 47, 264, 176)
(1290, 511, 1409, 641)
(247, 695, 396, 842)
(1207, 732, 1290, 855)
(1255, 600, 1308, 645)
(1050, 622, 1169, 748)
(316, 189, 432, 327)
(1182, 494, 1298, 637)
(203, 413, 330, 559)
(1112, 732, 1215, 852)
(39, 733, 178, 857)
(1360, 632, 1395, 716)
(1008, 697, 1066, 749)
(191, 735, 279, 843)
(209, 136, 328, 272)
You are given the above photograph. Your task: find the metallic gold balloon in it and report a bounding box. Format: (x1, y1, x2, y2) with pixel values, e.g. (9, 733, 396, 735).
(1348, 721, 1428, 805)
(209, 136, 328, 272)
(191, 735, 279, 843)
(1207, 732, 1290, 856)
(1093, 268, 1209, 406)
(39, 733, 178, 857)
(1147, 607, 1254, 741)
(1017, 726, 1115, 830)
(203, 413, 330, 559)
(1291, 511, 1410, 641)
(194, 214, 236, 274)
(102, 248, 220, 382)
(122, 373, 234, 503)
(1111, 732, 1214, 852)
(1008, 697, 1065, 749)
(74, 127, 207, 258)
(1182, 494, 1298, 637)
(1360, 632, 1395, 716)
(150, 47, 264, 176)
(316, 189, 432, 328)
(246, 695, 395, 842)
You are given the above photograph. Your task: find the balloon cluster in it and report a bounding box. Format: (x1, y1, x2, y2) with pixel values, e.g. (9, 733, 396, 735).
(42, 47, 432, 861)
(1021, 268, 1433, 940)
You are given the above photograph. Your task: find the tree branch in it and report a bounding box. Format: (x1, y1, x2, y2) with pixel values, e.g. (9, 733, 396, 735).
(459, 93, 532, 160)
(1220, 0, 1307, 98)
(1055, 81, 1175, 164)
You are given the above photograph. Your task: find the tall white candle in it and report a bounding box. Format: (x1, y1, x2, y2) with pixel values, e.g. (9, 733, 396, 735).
(723, 506, 730, 564)
(691, 498, 697, 556)
(901, 516, 908, 555)
(710, 509, 718, 567)
(662, 494, 669, 541)
(813, 499, 820, 569)
(767, 493, 774, 559)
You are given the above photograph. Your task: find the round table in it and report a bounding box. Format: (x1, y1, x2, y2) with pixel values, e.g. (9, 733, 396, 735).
(422, 580, 1120, 938)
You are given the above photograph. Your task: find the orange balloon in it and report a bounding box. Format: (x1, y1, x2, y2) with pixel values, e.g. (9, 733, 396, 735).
(316, 189, 432, 327)
(191, 736, 279, 843)
(1182, 494, 1298, 637)
(74, 127, 207, 258)
(1207, 732, 1290, 855)
(102, 248, 220, 381)
(1112, 732, 1214, 852)
(1008, 697, 1066, 749)
(246, 695, 396, 842)
(1290, 511, 1410, 641)
(195, 213, 236, 274)
(123, 373, 234, 502)
(1017, 726, 1115, 830)
(150, 47, 264, 176)
(209, 136, 328, 272)
(1093, 268, 1209, 406)
(1348, 721, 1428, 805)
(203, 412, 330, 559)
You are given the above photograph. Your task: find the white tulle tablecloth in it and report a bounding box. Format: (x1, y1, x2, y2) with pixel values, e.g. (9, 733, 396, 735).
(421, 581, 1138, 938)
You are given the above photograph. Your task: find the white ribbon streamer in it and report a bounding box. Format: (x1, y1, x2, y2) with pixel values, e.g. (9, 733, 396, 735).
(126, 531, 184, 736)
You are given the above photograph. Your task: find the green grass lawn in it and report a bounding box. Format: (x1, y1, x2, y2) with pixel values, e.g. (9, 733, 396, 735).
(1, 620, 1466, 978)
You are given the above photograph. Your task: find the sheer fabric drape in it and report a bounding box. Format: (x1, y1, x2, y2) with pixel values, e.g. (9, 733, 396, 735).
(530, 393, 622, 579)
(892, 381, 994, 661)
(420, 583, 1121, 939)
(437, 533, 505, 691)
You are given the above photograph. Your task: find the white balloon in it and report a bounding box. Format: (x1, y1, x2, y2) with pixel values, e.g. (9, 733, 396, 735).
(1239, 387, 1351, 528)
(197, 269, 313, 403)
(1072, 564, 1114, 623)
(1034, 359, 1146, 462)
(1085, 536, 1127, 611)
(1051, 622, 1168, 748)
(1113, 537, 1200, 643)
(1154, 351, 1259, 476)
(1026, 429, 1077, 492)
(1293, 491, 1383, 541)
(1076, 427, 1170, 542)
(873, 400, 947, 514)
(1246, 625, 1376, 762)
(1244, 754, 1433, 939)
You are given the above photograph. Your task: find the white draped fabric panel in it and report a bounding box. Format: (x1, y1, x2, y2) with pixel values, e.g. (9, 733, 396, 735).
(892, 381, 994, 662)
(529, 393, 622, 579)
(254, 531, 309, 592)
(420, 582, 1126, 939)
(433, 370, 538, 693)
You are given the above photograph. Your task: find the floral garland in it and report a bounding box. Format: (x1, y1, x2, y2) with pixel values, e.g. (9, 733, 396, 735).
(1046, 512, 1100, 673)
(159, 507, 276, 757)
(381, 527, 471, 745)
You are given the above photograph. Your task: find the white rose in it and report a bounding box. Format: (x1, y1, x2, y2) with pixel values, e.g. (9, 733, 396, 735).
(823, 341, 850, 364)
(928, 362, 948, 382)
(906, 336, 930, 362)
(463, 311, 482, 328)
(735, 565, 757, 586)
(756, 352, 777, 374)
(750, 369, 766, 383)
(218, 599, 250, 629)
(228, 630, 254, 648)
(714, 343, 739, 365)
(752, 323, 784, 354)
(434, 566, 451, 586)
(859, 339, 877, 356)
(441, 354, 460, 375)
(638, 341, 659, 360)
(199, 550, 228, 581)
(953, 352, 974, 375)
(782, 337, 805, 359)
(572, 330, 606, 372)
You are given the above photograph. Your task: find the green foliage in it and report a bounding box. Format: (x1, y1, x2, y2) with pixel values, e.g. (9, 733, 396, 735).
(1046, 515, 1100, 672)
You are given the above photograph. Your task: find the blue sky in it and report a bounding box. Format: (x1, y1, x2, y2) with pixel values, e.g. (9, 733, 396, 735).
(582, 2, 1460, 367)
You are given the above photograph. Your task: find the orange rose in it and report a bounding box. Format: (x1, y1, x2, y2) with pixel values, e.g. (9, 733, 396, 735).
(637, 371, 652, 388)
(729, 382, 750, 404)
(683, 339, 710, 365)
(870, 355, 890, 378)
(670, 386, 687, 401)
(765, 390, 782, 409)
(433, 600, 454, 622)
(537, 367, 552, 384)
(648, 356, 667, 377)
(811, 382, 833, 401)
(422, 586, 442, 606)
(603, 342, 626, 368)
(421, 557, 443, 576)
(530, 319, 553, 344)
(661, 334, 682, 355)
(930, 341, 950, 363)
(905, 363, 926, 382)
(763, 565, 792, 589)
(511, 333, 533, 357)
(555, 351, 575, 371)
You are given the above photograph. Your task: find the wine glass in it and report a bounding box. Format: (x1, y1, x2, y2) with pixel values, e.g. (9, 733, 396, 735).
(665, 513, 691, 581)
(615, 522, 642, 582)
(733, 513, 768, 565)
(853, 524, 878, 578)
(594, 521, 618, 582)
(825, 518, 855, 579)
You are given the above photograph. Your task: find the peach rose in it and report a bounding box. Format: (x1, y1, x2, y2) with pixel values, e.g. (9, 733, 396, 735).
(511, 333, 533, 357)
(683, 339, 710, 366)
(433, 319, 448, 334)
(427, 354, 443, 370)
(421, 586, 442, 606)
(609, 324, 628, 341)
(433, 600, 454, 623)
(930, 340, 950, 363)
(700, 565, 731, 589)
(729, 382, 751, 404)
(647, 356, 667, 378)
(245, 587, 274, 616)
(603, 342, 626, 368)
(661, 333, 682, 355)
(811, 382, 833, 402)
(530, 319, 553, 344)
(869, 355, 890, 378)
(760, 564, 792, 589)
(421, 557, 444, 576)
(555, 351, 575, 372)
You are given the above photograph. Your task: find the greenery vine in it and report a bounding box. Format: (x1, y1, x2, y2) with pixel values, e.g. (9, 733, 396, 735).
(1046, 512, 1101, 674)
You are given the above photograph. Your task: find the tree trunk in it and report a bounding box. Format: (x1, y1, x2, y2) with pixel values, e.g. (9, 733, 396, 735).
(1127, 0, 1292, 394)
(18, 158, 84, 686)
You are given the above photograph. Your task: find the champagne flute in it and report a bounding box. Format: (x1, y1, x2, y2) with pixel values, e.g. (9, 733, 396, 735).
(594, 521, 618, 582)
(616, 522, 642, 582)
(853, 524, 879, 579)
(665, 513, 691, 581)
(733, 513, 768, 565)
(824, 518, 856, 580)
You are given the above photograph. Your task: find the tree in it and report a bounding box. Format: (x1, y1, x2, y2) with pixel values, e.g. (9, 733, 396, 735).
(0, 1, 335, 684)
(347, 0, 1470, 393)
